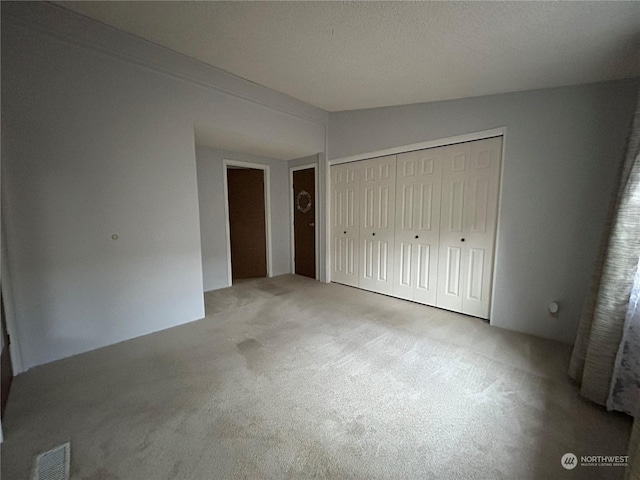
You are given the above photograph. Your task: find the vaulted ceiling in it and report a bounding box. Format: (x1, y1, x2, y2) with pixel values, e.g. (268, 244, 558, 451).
(58, 1, 640, 112)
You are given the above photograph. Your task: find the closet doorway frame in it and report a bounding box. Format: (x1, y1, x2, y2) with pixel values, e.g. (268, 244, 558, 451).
(222, 159, 273, 286)
(326, 127, 507, 322)
(289, 163, 319, 280)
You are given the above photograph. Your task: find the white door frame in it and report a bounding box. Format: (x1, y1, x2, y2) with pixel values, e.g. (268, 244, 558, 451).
(326, 127, 507, 322)
(289, 163, 319, 280)
(222, 159, 273, 286)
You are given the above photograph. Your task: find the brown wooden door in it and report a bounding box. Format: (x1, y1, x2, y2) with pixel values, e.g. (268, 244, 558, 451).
(227, 168, 267, 280)
(1, 292, 13, 419)
(293, 168, 316, 278)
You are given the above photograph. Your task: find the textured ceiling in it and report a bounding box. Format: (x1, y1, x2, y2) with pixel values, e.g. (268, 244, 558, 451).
(58, 1, 640, 112)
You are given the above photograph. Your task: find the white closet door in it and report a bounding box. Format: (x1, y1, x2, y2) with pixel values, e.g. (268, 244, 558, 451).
(359, 155, 396, 295)
(437, 142, 468, 313)
(393, 148, 443, 305)
(461, 137, 502, 317)
(331, 162, 360, 287)
(437, 137, 502, 318)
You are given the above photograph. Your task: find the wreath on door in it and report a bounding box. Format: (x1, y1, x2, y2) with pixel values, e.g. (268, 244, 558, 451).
(296, 190, 312, 213)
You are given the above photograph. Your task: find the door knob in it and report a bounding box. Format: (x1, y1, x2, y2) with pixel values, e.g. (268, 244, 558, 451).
(461, 238, 466, 242)
(343, 231, 347, 234)
(372, 233, 376, 236)
(309, 223, 315, 227)
(415, 235, 419, 239)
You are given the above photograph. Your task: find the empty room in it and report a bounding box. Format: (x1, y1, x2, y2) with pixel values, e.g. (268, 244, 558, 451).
(2, 1, 640, 479)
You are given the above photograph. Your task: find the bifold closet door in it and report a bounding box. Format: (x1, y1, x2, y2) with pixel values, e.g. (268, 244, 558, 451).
(331, 162, 360, 287)
(437, 137, 502, 318)
(393, 148, 443, 305)
(359, 155, 396, 295)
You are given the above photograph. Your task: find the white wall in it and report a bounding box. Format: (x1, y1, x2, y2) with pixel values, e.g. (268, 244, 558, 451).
(196, 147, 291, 292)
(2, 4, 326, 370)
(329, 79, 640, 343)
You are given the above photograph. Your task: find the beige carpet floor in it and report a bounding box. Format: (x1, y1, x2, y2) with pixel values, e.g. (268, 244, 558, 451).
(1, 275, 633, 479)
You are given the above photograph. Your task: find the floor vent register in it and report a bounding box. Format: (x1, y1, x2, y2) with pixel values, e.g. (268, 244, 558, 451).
(32, 442, 70, 480)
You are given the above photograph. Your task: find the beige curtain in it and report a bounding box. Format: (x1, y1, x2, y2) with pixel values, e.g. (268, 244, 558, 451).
(569, 94, 640, 405)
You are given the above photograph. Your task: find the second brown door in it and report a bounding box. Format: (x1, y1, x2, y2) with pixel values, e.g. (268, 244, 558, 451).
(293, 168, 316, 279)
(227, 168, 267, 280)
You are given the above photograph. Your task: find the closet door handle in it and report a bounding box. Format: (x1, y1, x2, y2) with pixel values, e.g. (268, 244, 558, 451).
(372, 233, 376, 236)
(461, 238, 466, 242)
(415, 235, 419, 239)
(343, 231, 347, 234)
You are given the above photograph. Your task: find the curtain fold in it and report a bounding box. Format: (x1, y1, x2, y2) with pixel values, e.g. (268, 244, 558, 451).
(608, 257, 640, 415)
(569, 92, 640, 406)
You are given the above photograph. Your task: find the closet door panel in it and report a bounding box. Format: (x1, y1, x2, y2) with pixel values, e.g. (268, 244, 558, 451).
(437, 142, 469, 313)
(460, 137, 502, 318)
(331, 162, 360, 286)
(394, 149, 442, 304)
(359, 155, 396, 295)
(413, 151, 443, 304)
(393, 175, 416, 300)
(436, 137, 502, 318)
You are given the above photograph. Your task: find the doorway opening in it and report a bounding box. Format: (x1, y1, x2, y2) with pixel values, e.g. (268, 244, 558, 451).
(290, 165, 318, 279)
(223, 160, 272, 285)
